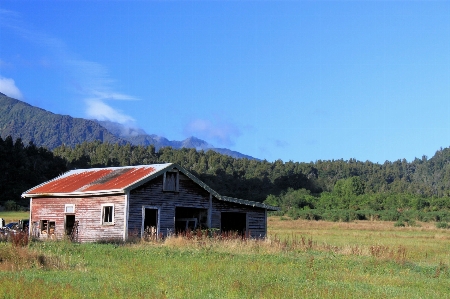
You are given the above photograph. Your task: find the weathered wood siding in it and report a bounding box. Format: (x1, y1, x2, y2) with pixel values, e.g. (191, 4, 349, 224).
(129, 172, 268, 238)
(31, 195, 125, 243)
(211, 200, 267, 238)
(129, 173, 211, 237)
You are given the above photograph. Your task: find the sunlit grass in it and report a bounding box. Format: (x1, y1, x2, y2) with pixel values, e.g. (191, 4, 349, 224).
(268, 217, 450, 265)
(0, 211, 29, 223)
(0, 217, 449, 298)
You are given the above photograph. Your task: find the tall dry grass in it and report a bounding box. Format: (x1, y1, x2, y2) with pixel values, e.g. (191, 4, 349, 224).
(0, 243, 66, 271)
(153, 228, 411, 264)
(269, 217, 439, 231)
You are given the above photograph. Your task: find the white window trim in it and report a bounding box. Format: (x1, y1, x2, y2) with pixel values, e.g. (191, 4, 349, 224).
(101, 203, 115, 225)
(65, 204, 75, 214)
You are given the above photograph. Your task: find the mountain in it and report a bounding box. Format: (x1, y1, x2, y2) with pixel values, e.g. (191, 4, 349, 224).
(95, 120, 257, 160)
(0, 93, 125, 149)
(0, 93, 257, 159)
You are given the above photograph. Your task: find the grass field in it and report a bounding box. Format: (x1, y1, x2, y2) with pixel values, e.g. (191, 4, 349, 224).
(0, 211, 29, 224)
(0, 217, 449, 298)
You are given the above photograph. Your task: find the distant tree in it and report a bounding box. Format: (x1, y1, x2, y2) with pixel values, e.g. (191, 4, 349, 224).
(0, 136, 68, 207)
(4, 200, 17, 211)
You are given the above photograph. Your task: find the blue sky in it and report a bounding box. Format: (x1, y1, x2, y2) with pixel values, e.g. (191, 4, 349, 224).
(1, 1, 449, 163)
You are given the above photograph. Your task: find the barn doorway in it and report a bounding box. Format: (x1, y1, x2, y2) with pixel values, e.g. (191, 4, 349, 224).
(221, 212, 247, 236)
(142, 207, 159, 239)
(65, 215, 75, 236)
(175, 207, 207, 233)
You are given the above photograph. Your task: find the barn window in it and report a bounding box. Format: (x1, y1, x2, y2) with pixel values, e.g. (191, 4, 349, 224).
(40, 220, 55, 236)
(65, 204, 75, 213)
(163, 171, 179, 192)
(101, 204, 114, 225)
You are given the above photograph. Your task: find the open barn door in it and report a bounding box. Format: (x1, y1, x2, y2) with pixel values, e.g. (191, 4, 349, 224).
(142, 206, 159, 240)
(221, 212, 247, 236)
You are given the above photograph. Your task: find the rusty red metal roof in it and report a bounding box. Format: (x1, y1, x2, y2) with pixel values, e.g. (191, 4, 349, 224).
(22, 163, 279, 210)
(30, 169, 114, 194)
(23, 164, 171, 196)
(83, 167, 155, 191)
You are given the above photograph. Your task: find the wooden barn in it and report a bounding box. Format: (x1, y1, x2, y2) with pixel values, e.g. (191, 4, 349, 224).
(22, 163, 278, 242)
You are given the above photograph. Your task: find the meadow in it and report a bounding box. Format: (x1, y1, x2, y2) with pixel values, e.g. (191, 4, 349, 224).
(0, 214, 449, 298)
(0, 211, 29, 224)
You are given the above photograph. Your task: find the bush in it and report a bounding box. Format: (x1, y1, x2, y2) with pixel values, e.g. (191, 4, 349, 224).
(406, 219, 417, 227)
(286, 209, 300, 220)
(320, 210, 351, 222)
(380, 210, 401, 221)
(394, 220, 405, 227)
(429, 211, 450, 222)
(269, 210, 284, 217)
(321, 210, 340, 222)
(302, 209, 322, 221)
(349, 210, 368, 221)
(435, 222, 449, 229)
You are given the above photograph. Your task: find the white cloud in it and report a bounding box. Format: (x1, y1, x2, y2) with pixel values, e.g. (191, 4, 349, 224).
(85, 99, 135, 124)
(185, 118, 241, 147)
(1, 10, 138, 124)
(92, 90, 138, 101)
(0, 77, 23, 100)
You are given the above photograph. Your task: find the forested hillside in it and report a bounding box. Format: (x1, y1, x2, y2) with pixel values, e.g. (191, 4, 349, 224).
(0, 93, 126, 149)
(3, 137, 450, 224)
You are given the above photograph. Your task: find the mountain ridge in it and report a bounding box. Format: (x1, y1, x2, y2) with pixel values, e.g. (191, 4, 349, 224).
(0, 93, 257, 160)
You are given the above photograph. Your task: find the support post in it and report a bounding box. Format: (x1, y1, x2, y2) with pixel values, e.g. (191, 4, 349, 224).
(207, 193, 212, 230)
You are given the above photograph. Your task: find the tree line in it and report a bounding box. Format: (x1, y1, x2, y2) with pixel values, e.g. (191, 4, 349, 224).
(52, 141, 313, 203)
(2, 137, 450, 224)
(265, 177, 450, 225)
(0, 136, 67, 208)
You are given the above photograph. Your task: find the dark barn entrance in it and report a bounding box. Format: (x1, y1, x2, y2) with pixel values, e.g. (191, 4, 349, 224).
(175, 207, 207, 233)
(221, 212, 247, 235)
(142, 207, 158, 239)
(65, 215, 75, 236)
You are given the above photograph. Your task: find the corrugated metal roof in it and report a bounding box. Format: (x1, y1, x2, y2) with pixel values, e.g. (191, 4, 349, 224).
(22, 163, 279, 211)
(30, 169, 115, 194)
(23, 164, 169, 196)
(83, 167, 155, 191)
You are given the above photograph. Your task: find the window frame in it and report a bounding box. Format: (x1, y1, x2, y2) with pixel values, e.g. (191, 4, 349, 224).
(65, 204, 75, 214)
(39, 219, 56, 236)
(101, 204, 115, 225)
(163, 171, 179, 192)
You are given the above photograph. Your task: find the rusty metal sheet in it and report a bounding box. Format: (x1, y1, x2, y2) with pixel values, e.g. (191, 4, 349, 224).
(84, 167, 155, 191)
(30, 169, 114, 193)
(26, 166, 157, 194)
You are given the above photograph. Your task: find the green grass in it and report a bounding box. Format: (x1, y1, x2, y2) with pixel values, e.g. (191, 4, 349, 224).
(0, 218, 449, 298)
(0, 211, 29, 223)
